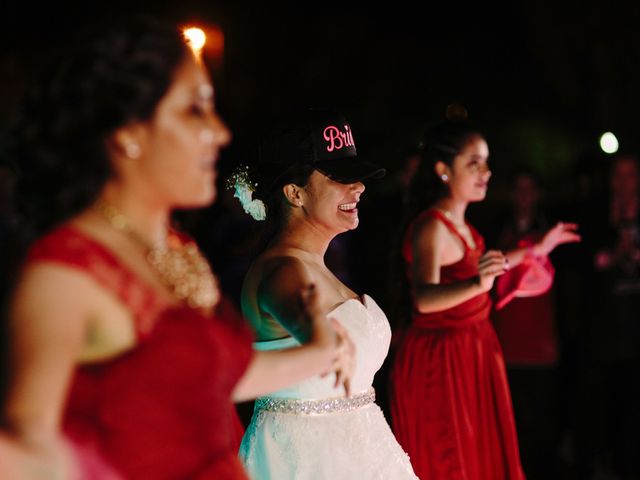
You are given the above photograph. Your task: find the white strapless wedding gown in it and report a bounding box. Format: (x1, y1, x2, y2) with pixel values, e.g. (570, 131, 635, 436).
(239, 295, 418, 479)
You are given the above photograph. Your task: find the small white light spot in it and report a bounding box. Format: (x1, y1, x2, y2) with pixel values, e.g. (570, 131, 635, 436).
(600, 132, 619, 154)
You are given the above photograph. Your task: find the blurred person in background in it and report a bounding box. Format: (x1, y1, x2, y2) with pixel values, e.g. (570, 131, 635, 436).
(575, 153, 640, 480)
(490, 166, 563, 479)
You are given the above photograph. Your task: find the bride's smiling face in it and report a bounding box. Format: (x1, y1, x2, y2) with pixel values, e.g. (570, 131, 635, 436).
(299, 170, 365, 234)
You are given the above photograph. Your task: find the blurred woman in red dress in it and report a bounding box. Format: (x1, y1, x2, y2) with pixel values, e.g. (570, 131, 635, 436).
(0, 16, 350, 479)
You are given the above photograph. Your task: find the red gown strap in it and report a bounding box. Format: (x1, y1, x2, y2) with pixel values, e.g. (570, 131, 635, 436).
(25, 225, 169, 338)
(403, 209, 485, 266)
(426, 208, 475, 251)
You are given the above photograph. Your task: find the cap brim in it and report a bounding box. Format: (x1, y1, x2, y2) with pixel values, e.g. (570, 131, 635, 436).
(314, 157, 386, 183)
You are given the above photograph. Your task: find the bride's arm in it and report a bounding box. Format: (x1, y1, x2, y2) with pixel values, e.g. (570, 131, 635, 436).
(232, 259, 354, 401)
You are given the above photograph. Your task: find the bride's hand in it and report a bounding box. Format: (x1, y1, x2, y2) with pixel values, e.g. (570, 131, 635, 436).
(299, 285, 356, 397)
(328, 319, 356, 398)
(299, 284, 332, 349)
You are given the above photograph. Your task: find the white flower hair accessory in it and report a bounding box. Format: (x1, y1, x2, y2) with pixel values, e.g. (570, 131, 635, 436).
(226, 165, 267, 221)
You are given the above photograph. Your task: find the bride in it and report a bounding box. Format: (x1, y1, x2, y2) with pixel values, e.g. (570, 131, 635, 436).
(233, 108, 418, 479)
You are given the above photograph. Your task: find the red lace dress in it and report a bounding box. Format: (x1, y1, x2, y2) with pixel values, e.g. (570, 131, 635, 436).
(390, 209, 525, 480)
(25, 225, 254, 479)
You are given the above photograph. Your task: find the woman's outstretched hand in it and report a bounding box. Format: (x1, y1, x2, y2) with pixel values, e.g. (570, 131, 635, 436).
(536, 222, 581, 256)
(300, 285, 356, 397)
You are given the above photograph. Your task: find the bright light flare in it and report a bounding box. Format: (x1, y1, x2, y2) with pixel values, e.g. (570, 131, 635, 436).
(599, 132, 619, 154)
(183, 27, 206, 56)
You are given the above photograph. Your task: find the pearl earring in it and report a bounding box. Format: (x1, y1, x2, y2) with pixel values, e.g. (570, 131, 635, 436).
(440, 174, 449, 182)
(125, 143, 141, 159)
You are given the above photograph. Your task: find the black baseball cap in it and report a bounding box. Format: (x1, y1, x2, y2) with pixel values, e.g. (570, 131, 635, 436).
(258, 108, 386, 184)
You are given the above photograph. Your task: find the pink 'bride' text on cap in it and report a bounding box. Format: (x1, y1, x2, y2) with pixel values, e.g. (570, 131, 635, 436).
(257, 107, 385, 184)
(323, 125, 355, 152)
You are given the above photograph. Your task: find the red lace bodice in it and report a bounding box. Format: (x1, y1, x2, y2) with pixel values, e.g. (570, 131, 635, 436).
(25, 226, 253, 479)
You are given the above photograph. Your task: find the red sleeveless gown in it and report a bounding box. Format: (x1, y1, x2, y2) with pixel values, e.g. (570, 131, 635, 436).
(25, 226, 253, 479)
(390, 209, 525, 480)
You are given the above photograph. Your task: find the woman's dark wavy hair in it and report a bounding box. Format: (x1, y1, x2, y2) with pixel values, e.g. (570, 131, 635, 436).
(8, 15, 189, 244)
(388, 120, 484, 332)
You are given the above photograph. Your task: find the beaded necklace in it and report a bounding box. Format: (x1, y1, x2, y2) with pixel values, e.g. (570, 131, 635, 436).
(94, 200, 220, 310)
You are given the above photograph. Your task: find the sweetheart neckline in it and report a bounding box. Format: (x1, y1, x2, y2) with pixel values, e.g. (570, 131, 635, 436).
(255, 294, 375, 346)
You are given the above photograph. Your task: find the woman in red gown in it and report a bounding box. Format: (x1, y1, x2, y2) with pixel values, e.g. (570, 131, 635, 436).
(389, 120, 579, 479)
(0, 17, 350, 479)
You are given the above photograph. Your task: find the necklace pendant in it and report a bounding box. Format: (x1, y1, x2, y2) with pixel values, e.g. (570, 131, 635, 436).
(95, 200, 220, 310)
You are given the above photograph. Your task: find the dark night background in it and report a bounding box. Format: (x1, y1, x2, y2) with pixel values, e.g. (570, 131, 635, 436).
(2, 1, 640, 478)
(2, 1, 640, 189)
(3, 0, 639, 275)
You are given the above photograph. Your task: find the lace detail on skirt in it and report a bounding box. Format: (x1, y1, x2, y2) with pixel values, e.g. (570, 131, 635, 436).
(239, 403, 417, 480)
